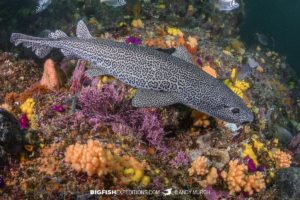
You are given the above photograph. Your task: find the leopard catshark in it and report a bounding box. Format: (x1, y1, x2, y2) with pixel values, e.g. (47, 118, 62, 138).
(10, 20, 253, 124)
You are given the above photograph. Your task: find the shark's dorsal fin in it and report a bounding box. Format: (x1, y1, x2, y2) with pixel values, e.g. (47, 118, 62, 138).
(48, 30, 68, 39)
(76, 20, 93, 39)
(172, 46, 194, 64)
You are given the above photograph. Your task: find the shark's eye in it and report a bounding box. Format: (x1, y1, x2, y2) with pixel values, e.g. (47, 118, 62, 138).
(231, 108, 240, 114)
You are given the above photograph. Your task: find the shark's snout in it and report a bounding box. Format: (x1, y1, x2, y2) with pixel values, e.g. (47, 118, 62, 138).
(240, 112, 254, 124)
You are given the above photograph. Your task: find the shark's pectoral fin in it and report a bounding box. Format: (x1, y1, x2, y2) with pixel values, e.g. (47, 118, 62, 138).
(85, 68, 108, 78)
(76, 20, 93, 39)
(172, 46, 194, 64)
(132, 89, 180, 107)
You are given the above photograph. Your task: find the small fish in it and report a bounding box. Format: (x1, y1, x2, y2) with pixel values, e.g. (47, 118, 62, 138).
(10, 20, 253, 124)
(256, 33, 269, 46)
(212, 0, 239, 12)
(36, 0, 52, 13)
(100, 0, 126, 7)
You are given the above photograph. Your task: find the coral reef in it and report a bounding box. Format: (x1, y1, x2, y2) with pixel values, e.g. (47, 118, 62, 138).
(0, 1, 299, 199)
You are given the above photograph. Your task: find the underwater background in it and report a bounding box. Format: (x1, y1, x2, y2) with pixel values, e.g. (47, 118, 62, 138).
(1, 0, 300, 199)
(240, 0, 300, 75)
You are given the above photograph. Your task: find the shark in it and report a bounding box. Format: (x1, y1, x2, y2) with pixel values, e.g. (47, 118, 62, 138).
(10, 20, 254, 124)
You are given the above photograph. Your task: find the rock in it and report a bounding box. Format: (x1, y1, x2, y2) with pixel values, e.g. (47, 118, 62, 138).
(0, 146, 7, 166)
(0, 175, 4, 188)
(271, 125, 293, 147)
(288, 134, 300, 163)
(276, 167, 300, 200)
(0, 108, 24, 154)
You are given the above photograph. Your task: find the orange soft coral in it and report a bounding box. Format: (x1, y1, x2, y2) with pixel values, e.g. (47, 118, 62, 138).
(202, 65, 217, 78)
(144, 38, 168, 48)
(191, 110, 210, 128)
(65, 140, 122, 176)
(186, 36, 198, 54)
(273, 150, 292, 169)
(243, 172, 266, 195)
(200, 167, 218, 187)
(188, 156, 209, 176)
(221, 160, 247, 195)
(121, 155, 148, 171)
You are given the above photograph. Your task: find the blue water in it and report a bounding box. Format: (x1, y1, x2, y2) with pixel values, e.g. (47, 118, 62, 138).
(240, 0, 300, 74)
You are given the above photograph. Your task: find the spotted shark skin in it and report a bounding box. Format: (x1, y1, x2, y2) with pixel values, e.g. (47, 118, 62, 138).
(10, 20, 253, 124)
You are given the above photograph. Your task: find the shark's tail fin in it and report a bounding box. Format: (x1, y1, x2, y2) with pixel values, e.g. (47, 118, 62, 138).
(10, 33, 53, 58)
(10, 30, 68, 58)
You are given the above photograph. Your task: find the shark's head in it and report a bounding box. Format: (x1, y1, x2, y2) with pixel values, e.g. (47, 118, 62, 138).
(207, 94, 254, 125)
(183, 79, 254, 124)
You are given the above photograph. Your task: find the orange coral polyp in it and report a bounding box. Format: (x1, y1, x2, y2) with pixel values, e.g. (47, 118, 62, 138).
(243, 172, 266, 195)
(222, 160, 247, 195)
(65, 140, 121, 176)
(188, 156, 209, 176)
(273, 150, 292, 169)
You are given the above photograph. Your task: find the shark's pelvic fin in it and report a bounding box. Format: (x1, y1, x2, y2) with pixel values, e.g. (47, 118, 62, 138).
(76, 20, 93, 39)
(132, 89, 180, 107)
(172, 46, 194, 64)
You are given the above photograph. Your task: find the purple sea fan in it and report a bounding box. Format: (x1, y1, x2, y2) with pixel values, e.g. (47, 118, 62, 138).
(125, 36, 142, 45)
(170, 151, 191, 168)
(78, 83, 168, 153)
(79, 83, 126, 117)
(70, 60, 87, 94)
(137, 109, 168, 153)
